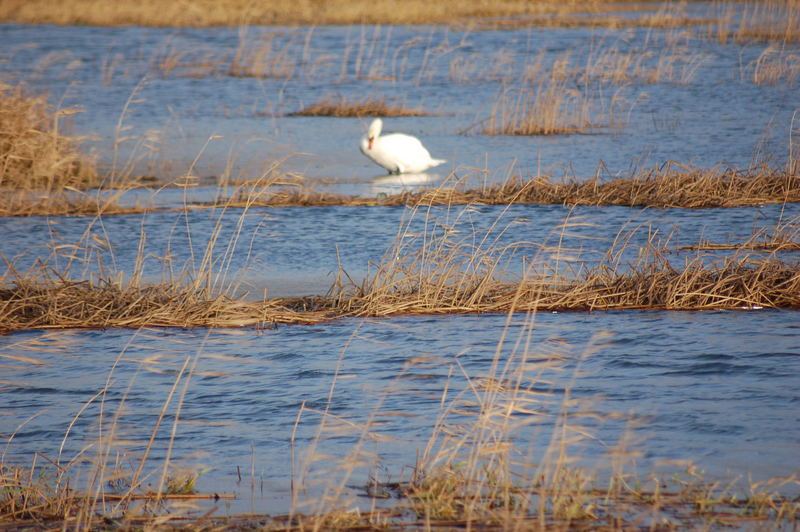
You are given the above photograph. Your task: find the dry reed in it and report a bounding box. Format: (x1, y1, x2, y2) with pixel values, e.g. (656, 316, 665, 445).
(752, 45, 800, 85)
(478, 79, 626, 135)
(711, 0, 800, 44)
(0, 83, 98, 190)
(0, 190, 140, 217)
(683, 214, 800, 251)
(339, 224, 800, 318)
(3, 162, 798, 216)
(228, 27, 296, 79)
(470, 4, 716, 32)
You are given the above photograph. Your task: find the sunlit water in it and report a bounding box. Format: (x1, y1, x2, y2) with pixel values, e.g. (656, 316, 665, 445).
(1, 2, 798, 188)
(1, 2, 800, 518)
(1, 310, 799, 515)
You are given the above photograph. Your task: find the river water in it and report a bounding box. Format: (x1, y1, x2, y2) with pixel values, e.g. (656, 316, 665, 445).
(1, 1, 799, 518)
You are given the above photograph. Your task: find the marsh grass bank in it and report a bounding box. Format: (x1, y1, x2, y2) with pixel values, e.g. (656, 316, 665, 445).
(4, 161, 797, 217)
(222, 163, 800, 210)
(2, 237, 799, 331)
(0, 0, 688, 27)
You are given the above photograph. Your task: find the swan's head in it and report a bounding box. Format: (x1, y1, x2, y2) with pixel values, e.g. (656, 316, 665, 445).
(366, 118, 383, 150)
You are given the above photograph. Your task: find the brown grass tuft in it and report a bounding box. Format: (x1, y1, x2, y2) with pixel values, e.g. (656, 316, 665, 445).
(0, 83, 98, 190)
(289, 96, 428, 118)
(0, 190, 139, 217)
(478, 80, 625, 135)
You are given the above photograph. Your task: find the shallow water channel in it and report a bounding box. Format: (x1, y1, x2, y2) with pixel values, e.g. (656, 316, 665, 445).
(2, 2, 800, 518)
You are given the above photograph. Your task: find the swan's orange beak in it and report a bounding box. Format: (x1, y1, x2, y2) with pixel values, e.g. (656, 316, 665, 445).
(368, 137, 374, 150)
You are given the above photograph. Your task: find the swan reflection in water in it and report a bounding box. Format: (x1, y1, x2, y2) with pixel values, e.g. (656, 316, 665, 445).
(369, 172, 442, 197)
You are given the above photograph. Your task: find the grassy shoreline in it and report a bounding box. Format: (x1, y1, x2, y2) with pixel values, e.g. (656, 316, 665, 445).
(0, 0, 689, 28)
(2, 249, 799, 332)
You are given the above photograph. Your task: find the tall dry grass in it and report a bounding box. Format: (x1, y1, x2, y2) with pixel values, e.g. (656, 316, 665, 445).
(0, 0, 654, 27)
(267, 279, 799, 528)
(0, 83, 98, 190)
(752, 45, 800, 85)
(711, 0, 800, 44)
(477, 65, 629, 135)
(4, 330, 798, 529)
(684, 214, 800, 251)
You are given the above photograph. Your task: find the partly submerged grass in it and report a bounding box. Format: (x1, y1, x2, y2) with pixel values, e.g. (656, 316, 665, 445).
(223, 163, 800, 209)
(683, 214, 800, 251)
(0, 190, 142, 217)
(289, 97, 428, 118)
(3, 231, 800, 332)
(710, 0, 800, 44)
(2, 162, 798, 217)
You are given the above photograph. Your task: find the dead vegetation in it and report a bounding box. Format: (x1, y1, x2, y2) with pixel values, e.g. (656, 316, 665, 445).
(219, 163, 800, 210)
(3, 226, 800, 332)
(752, 45, 800, 85)
(0, 278, 337, 331)
(683, 214, 800, 251)
(0, 0, 684, 27)
(0, 83, 98, 190)
(289, 96, 427, 118)
(711, 0, 800, 44)
(2, 161, 798, 217)
(469, 2, 716, 31)
(0, 190, 143, 217)
(2, 315, 798, 531)
(459, 163, 800, 208)
(477, 80, 625, 136)
(479, 87, 592, 136)
(335, 214, 800, 318)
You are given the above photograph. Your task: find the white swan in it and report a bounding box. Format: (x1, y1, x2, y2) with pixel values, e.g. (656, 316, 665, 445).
(359, 118, 445, 174)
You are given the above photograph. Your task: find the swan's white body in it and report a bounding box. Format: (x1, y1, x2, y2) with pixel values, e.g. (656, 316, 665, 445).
(360, 118, 445, 174)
